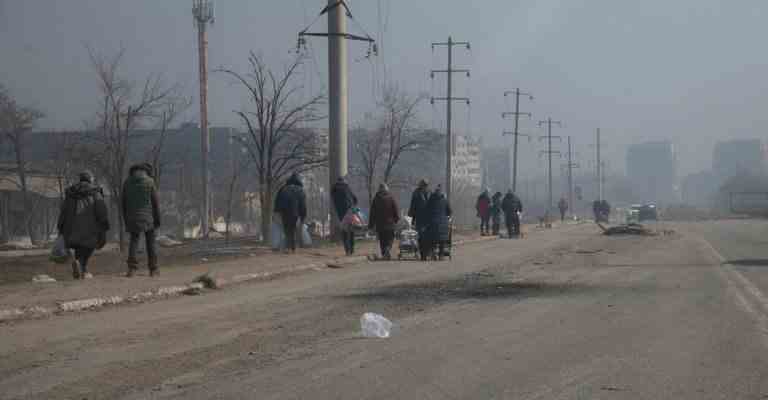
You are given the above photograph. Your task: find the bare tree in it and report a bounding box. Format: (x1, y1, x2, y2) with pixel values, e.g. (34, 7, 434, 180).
(352, 85, 432, 204)
(0, 84, 45, 243)
(80, 46, 189, 249)
(217, 53, 326, 241)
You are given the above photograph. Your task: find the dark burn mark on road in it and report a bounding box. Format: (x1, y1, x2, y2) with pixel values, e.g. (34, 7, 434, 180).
(724, 259, 768, 267)
(335, 278, 602, 306)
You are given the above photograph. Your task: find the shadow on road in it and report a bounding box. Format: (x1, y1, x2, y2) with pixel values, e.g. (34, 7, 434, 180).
(335, 277, 601, 306)
(724, 259, 768, 267)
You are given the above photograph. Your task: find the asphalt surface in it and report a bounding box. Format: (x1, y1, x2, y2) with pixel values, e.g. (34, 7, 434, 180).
(1, 221, 768, 399)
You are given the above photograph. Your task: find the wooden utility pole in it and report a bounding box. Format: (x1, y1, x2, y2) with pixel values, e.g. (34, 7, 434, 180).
(431, 36, 470, 201)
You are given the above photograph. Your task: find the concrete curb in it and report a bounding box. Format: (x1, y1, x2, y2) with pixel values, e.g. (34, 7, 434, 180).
(0, 236, 496, 324)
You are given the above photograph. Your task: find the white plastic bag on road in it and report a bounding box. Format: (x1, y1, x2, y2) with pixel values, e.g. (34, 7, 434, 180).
(300, 223, 312, 248)
(49, 235, 71, 264)
(270, 218, 284, 251)
(360, 312, 393, 338)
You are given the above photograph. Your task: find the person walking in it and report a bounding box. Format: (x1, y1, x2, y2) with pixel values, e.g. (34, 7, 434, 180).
(476, 189, 491, 236)
(368, 183, 400, 260)
(408, 179, 431, 260)
(558, 197, 569, 222)
(424, 185, 452, 260)
(490, 191, 503, 236)
(274, 173, 307, 253)
(57, 171, 110, 280)
(122, 163, 161, 277)
(502, 190, 523, 239)
(331, 176, 358, 255)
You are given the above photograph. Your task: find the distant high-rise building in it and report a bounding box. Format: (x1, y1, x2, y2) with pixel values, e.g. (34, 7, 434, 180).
(713, 139, 766, 182)
(626, 141, 679, 205)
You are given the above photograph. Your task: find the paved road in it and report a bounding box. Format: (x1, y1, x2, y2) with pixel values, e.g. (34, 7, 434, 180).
(1, 222, 768, 399)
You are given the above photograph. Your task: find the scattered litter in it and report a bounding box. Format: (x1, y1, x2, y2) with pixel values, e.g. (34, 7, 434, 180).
(360, 312, 393, 338)
(200, 258, 209, 262)
(182, 286, 203, 296)
(192, 273, 219, 289)
(157, 235, 182, 248)
(32, 274, 56, 283)
(600, 386, 626, 392)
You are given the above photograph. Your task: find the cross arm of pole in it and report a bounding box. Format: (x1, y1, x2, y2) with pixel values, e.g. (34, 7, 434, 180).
(431, 97, 470, 105)
(503, 90, 534, 100)
(538, 135, 562, 141)
(503, 131, 532, 138)
(431, 69, 470, 78)
(502, 111, 531, 118)
(299, 32, 375, 42)
(432, 41, 471, 48)
(540, 150, 562, 155)
(538, 120, 563, 127)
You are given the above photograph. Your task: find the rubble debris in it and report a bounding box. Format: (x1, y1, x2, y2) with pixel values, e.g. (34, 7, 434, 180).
(360, 312, 393, 338)
(597, 223, 657, 236)
(32, 274, 56, 283)
(192, 273, 219, 289)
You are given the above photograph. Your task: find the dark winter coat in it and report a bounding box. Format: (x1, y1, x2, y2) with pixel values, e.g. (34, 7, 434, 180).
(490, 194, 503, 222)
(408, 187, 430, 230)
(330, 181, 357, 221)
(424, 190, 452, 242)
(58, 182, 110, 249)
(368, 189, 400, 232)
(274, 175, 307, 223)
(476, 192, 491, 218)
(502, 193, 523, 216)
(122, 172, 161, 233)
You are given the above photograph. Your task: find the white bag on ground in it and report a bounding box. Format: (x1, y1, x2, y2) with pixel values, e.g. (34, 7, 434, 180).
(300, 223, 312, 248)
(49, 235, 71, 264)
(270, 218, 284, 250)
(360, 312, 393, 338)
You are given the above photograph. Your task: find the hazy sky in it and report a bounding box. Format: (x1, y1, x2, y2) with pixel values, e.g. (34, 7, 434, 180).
(2, 0, 768, 176)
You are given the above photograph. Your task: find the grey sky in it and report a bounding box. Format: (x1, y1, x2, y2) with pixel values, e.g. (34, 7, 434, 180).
(2, 0, 768, 176)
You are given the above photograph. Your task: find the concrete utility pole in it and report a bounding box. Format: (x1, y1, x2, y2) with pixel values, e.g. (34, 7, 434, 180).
(193, 0, 214, 238)
(596, 128, 603, 201)
(563, 136, 579, 217)
(538, 118, 562, 221)
(502, 88, 533, 193)
(431, 37, 470, 201)
(297, 0, 376, 236)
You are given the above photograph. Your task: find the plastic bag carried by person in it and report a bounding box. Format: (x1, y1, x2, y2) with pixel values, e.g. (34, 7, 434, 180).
(49, 235, 72, 264)
(360, 312, 393, 338)
(270, 220, 284, 250)
(342, 208, 365, 232)
(300, 223, 312, 248)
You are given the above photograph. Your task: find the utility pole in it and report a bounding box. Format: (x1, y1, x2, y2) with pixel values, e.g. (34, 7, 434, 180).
(298, 0, 376, 236)
(431, 37, 470, 201)
(502, 88, 533, 193)
(538, 118, 562, 221)
(193, 0, 214, 238)
(596, 127, 603, 201)
(563, 136, 579, 217)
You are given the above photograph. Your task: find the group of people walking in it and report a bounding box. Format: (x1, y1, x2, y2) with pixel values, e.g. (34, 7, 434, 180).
(476, 189, 524, 239)
(57, 163, 161, 280)
(56, 164, 526, 281)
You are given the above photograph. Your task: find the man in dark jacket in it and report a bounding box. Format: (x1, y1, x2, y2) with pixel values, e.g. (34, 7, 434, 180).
(331, 176, 358, 255)
(368, 183, 400, 260)
(122, 163, 161, 277)
(502, 190, 523, 238)
(558, 197, 569, 222)
(274, 173, 307, 253)
(408, 179, 430, 256)
(424, 185, 452, 260)
(476, 190, 491, 235)
(490, 192, 503, 236)
(57, 171, 110, 279)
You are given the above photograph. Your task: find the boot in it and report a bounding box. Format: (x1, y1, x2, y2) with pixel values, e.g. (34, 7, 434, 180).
(71, 259, 81, 280)
(149, 268, 159, 277)
(125, 268, 137, 278)
(80, 265, 92, 280)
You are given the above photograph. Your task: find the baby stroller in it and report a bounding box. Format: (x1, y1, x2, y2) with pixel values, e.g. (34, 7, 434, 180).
(398, 228, 420, 260)
(431, 219, 453, 261)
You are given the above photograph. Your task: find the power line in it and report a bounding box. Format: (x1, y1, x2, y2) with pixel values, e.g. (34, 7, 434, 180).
(538, 117, 563, 221)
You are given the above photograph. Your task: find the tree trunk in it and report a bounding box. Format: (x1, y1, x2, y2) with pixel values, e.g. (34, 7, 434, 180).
(260, 188, 273, 244)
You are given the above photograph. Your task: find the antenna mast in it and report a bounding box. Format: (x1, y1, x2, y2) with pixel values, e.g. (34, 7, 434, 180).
(193, 0, 214, 238)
